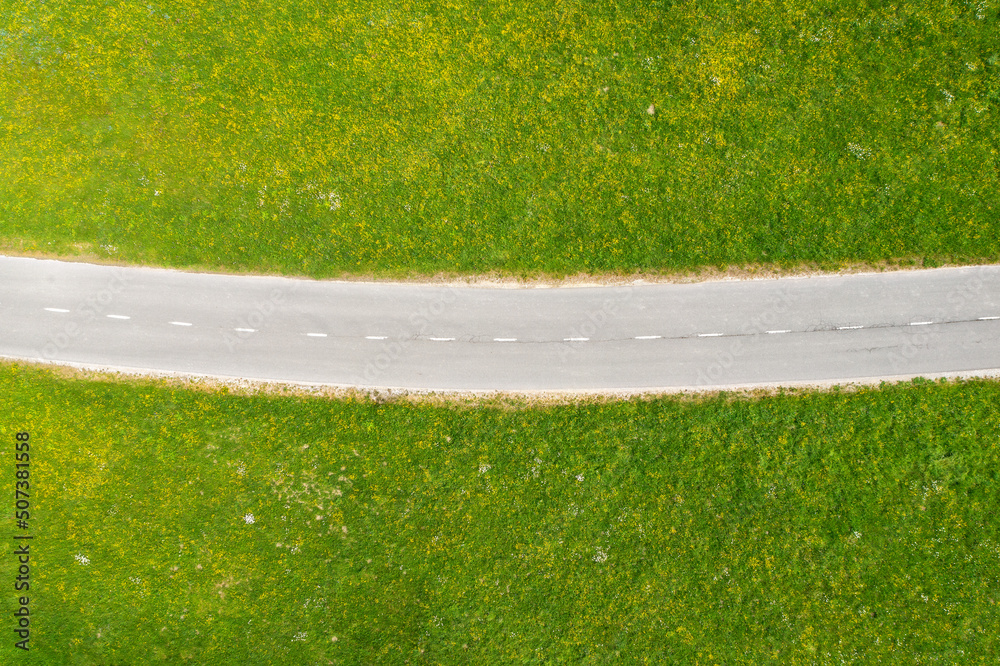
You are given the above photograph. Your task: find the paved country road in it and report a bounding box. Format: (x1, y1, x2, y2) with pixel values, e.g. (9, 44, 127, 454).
(1, 256, 999, 392)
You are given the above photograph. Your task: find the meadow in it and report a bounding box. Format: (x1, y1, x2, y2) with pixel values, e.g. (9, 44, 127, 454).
(1, 362, 998, 663)
(1, 0, 998, 278)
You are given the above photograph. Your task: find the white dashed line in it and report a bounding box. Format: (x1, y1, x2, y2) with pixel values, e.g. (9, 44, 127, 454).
(107, 314, 130, 320)
(366, 335, 388, 340)
(634, 335, 661, 340)
(429, 337, 455, 342)
(234, 328, 256, 333)
(494, 338, 517, 342)
(910, 321, 933, 326)
(979, 316, 1000, 321)
(766, 330, 791, 335)
(306, 333, 328, 337)
(169, 321, 192, 327)
(697, 333, 723, 337)
(838, 325, 864, 330)
(564, 337, 589, 342)
(44, 308, 70, 313)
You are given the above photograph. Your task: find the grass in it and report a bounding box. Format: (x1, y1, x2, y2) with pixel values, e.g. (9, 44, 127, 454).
(1, 0, 998, 279)
(1, 362, 998, 663)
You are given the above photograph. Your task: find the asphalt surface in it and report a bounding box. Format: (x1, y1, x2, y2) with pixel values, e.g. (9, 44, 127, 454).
(2, 256, 999, 392)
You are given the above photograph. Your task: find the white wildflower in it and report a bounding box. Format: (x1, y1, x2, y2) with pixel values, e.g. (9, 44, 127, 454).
(75, 554, 90, 565)
(243, 513, 255, 524)
(847, 143, 872, 160)
(593, 546, 608, 563)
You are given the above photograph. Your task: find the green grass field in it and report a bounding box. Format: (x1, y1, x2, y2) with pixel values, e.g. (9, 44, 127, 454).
(2, 0, 998, 278)
(1, 362, 998, 663)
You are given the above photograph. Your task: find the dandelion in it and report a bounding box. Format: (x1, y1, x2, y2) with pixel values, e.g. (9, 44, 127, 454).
(243, 512, 255, 524)
(646, 104, 656, 115)
(75, 554, 90, 565)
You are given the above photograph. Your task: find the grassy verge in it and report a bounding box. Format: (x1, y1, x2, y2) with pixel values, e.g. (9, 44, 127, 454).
(1, 362, 998, 663)
(2, 0, 998, 278)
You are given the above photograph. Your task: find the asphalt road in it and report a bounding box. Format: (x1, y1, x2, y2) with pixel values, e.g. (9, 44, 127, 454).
(2, 256, 999, 392)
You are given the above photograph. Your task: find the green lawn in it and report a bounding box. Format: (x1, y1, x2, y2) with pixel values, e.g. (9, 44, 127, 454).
(1, 362, 998, 663)
(2, 0, 998, 278)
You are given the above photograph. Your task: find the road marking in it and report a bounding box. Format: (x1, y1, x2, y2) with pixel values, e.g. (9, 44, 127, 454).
(494, 338, 517, 342)
(564, 337, 589, 342)
(429, 337, 455, 341)
(766, 330, 791, 334)
(838, 325, 864, 330)
(910, 321, 933, 326)
(44, 308, 70, 313)
(306, 333, 328, 337)
(234, 328, 256, 333)
(366, 335, 388, 340)
(979, 316, 1000, 321)
(697, 333, 723, 337)
(634, 335, 661, 340)
(107, 314, 130, 320)
(169, 321, 192, 327)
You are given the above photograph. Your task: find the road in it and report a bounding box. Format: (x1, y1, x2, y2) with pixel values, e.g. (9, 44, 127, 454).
(2, 256, 999, 392)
